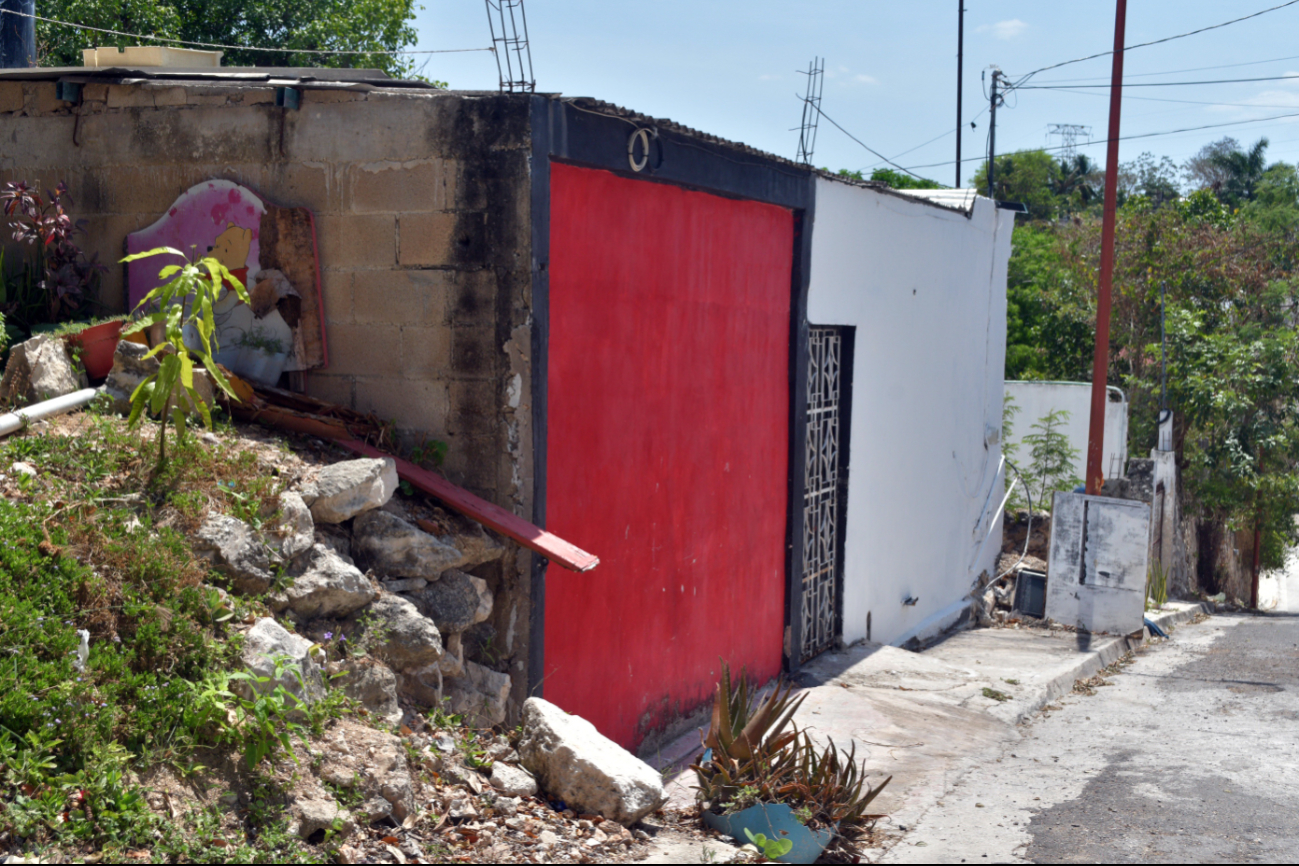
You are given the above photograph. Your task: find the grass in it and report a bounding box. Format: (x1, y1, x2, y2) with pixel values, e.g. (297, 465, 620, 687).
(0, 399, 345, 862)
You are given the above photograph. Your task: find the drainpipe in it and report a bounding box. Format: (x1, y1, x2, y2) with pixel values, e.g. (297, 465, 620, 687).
(0, 388, 100, 438)
(0, 0, 35, 69)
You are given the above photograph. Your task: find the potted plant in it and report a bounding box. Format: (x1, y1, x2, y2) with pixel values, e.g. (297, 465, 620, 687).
(57, 315, 129, 380)
(692, 663, 891, 863)
(234, 326, 289, 386)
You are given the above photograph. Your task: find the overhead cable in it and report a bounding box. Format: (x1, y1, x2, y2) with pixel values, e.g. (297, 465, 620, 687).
(0, 8, 494, 55)
(1018, 74, 1299, 90)
(1010, 0, 1299, 85)
(1035, 87, 1299, 111)
(1029, 51, 1299, 86)
(804, 98, 944, 185)
(902, 109, 1299, 170)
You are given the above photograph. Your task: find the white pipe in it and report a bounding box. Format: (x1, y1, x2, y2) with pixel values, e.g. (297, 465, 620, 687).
(969, 462, 1022, 580)
(0, 388, 99, 438)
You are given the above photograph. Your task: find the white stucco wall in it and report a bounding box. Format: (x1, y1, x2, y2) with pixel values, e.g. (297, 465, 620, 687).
(1004, 381, 1129, 487)
(807, 179, 1015, 649)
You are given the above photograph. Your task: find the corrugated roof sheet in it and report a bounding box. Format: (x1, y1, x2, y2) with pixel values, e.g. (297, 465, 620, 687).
(889, 187, 980, 214)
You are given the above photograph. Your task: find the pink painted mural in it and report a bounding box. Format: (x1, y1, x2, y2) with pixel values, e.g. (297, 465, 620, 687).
(126, 180, 327, 384)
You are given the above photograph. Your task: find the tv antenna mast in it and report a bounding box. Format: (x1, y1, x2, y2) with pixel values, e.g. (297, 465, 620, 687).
(795, 57, 825, 165)
(484, 0, 535, 93)
(1048, 123, 1092, 159)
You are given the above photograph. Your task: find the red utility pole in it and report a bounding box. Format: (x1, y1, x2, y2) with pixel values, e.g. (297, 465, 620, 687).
(1085, 0, 1128, 495)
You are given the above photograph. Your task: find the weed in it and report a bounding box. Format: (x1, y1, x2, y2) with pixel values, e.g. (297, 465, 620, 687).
(1003, 678, 1020, 685)
(982, 687, 1012, 702)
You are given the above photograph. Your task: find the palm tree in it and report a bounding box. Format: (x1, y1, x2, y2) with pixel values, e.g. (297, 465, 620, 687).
(1052, 154, 1102, 216)
(1209, 137, 1273, 207)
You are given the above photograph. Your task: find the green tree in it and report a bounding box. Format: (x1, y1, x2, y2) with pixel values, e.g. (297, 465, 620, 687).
(867, 168, 945, 190)
(1004, 223, 1094, 381)
(1021, 409, 1081, 510)
(972, 150, 1060, 221)
(1206, 137, 1274, 208)
(1052, 153, 1102, 215)
(37, 0, 421, 78)
(1242, 163, 1299, 233)
(1117, 152, 1181, 208)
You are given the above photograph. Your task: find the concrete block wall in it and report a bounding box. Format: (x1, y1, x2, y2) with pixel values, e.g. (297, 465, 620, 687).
(0, 79, 539, 716)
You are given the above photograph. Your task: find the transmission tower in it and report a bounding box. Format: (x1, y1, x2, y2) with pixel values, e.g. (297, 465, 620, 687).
(485, 0, 535, 93)
(795, 57, 825, 165)
(1048, 123, 1091, 159)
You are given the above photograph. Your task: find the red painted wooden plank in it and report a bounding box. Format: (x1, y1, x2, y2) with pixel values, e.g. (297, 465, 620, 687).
(340, 439, 599, 574)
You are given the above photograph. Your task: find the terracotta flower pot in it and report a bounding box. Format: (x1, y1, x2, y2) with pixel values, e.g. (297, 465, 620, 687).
(65, 319, 124, 380)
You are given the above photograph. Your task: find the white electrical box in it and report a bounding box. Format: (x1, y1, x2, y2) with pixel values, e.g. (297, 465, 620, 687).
(1045, 491, 1150, 635)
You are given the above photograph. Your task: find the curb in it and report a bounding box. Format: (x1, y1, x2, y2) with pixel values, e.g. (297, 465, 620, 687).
(998, 601, 1214, 726)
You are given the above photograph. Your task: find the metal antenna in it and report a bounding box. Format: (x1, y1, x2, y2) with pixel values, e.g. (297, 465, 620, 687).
(484, 0, 535, 93)
(795, 57, 825, 165)
(1048, 123, 1092, 159)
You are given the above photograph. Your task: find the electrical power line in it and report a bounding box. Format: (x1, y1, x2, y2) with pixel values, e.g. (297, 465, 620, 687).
(1029, 51, 1299, 86)
(1010, 0, 1299, 85)
(901, 109, 1299, 170)
(1037, 86, 1299, 111)
(0, 8, 493, 56)
(1019, 74, 1299, 90)
(805, 99, 944, 185)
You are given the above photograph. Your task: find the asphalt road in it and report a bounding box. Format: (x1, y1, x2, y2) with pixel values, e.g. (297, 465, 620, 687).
(884, 568, 1299, 864)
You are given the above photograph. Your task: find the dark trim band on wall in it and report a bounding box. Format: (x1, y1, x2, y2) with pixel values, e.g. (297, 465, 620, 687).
(527, 94, 554, 699)
(527, 94, 818, 688)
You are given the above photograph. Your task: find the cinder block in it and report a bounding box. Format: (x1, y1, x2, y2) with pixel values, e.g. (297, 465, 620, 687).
(326, 323, 404, 378)
(352, 269, 451, 326)
(95, 165, 192, 215)
(450, 269, 498, 325)
(82, 83, 109, 103)
(231, 88, 276, 106)
(152, 87, 187, 107)
(263, 162, 335, 211)
(398, 212, 456, 266)
(106, 84, 155, 109)
(439, 434, 500, 495)
(354, 376, 449, 433)
(305, 89, 365, 104)
(286, 97, 457, 162)
(451, 325, 498, 378)
(449, 379, 499, 421)
(319, 270, 353, 326)
(346, 159, 456, 214)
(305, 372, 355, 409)
(0, 82, 23, 112)
(25, 83, 64, 114)
(399, 325, 453, 377)
(316, 214, 396, 269)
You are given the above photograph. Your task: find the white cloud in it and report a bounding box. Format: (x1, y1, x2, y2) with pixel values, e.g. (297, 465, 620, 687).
(977, 19, 1027, 40)
(854, 74, 879, 85)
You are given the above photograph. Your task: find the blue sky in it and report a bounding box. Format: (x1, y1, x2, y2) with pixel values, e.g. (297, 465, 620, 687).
(410, 1, 1299, 187)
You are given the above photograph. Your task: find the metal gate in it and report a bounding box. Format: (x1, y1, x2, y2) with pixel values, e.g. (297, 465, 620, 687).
(799, 326, 851, 661)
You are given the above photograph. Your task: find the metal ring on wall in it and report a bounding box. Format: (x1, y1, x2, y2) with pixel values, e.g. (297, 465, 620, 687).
(628, 128, 652, 172)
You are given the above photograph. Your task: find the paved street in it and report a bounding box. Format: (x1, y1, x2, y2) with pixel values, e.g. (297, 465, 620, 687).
(884, 566, 1299, 864)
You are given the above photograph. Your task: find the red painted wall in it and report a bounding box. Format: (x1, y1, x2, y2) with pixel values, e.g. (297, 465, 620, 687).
(545, 162, 794, 748)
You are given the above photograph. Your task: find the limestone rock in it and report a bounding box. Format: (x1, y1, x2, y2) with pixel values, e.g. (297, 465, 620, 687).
(309, 458, 397, 524)
(194, 514, 275, 595)
(356, 593, 443, 672)
(0, 335, 80, 404)
(292, 798, 354, 841)
(101, 341, 213, 416)
(490, 763, 537, 798)
(397, 662, 443, 708)
(236, 618, 324, 708)
(381, 577, 428, 594)
(275, 491, 315, 560)
(445, 660, 510, 729)
(314, 523, 353, 562)
(283, 544, 377, 620)
(411, 570, 492, 635)
(518, 698, 667, 826)
(328, 657, 401, 726)
(352, 510, 462, 579)
(439, 632, 465, 678)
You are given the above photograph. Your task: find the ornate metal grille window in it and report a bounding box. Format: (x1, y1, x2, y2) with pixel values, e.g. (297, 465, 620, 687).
(800, 326, 850, 661)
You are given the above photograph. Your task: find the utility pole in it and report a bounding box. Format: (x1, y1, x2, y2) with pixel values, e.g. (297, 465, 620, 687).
(956, 2, 964, 188)
(1085, 0, 1128, 495)
(987, 69, 999, 199)
(0, 0, 35, 69)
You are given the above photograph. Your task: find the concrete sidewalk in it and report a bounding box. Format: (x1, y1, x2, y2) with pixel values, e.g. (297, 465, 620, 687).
(641, 600, 1211, 862)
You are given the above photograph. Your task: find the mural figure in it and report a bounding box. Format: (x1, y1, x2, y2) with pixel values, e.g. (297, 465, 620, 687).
(127, 180, 325, 385)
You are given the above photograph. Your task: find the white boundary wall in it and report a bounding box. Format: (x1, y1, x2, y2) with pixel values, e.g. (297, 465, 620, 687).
(807, 179, 1015, 649)
(1004, 381, 1129, 487)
